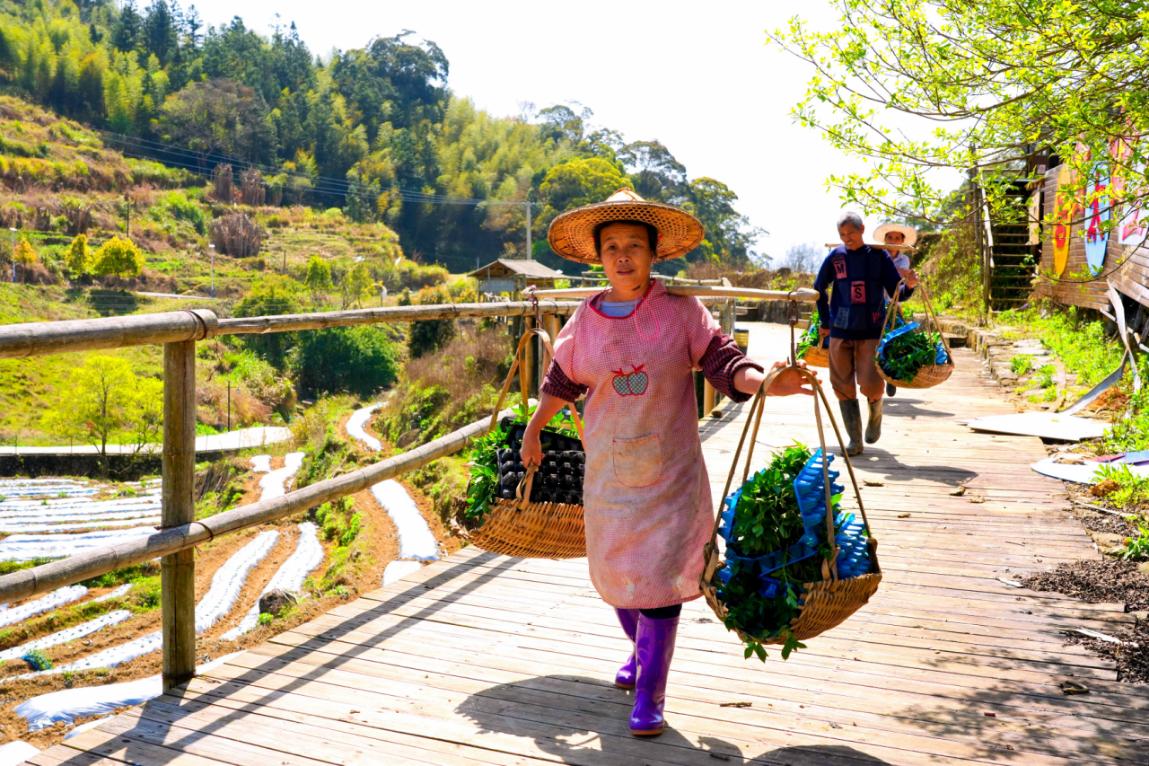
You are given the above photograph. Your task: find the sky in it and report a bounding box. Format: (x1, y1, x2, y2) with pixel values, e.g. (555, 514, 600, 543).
(185, 0, 873, 262)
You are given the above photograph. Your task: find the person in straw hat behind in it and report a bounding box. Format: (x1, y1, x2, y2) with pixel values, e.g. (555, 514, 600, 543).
(874, 221, 920, 397)
(521, 188, 812, 738)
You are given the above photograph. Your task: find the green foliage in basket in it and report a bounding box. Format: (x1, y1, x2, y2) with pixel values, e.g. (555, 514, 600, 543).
(879, 329, 943, 382)
(795, 313, 820, 359)
(719, 443, 834, 661)
(463, 401, 579, 528)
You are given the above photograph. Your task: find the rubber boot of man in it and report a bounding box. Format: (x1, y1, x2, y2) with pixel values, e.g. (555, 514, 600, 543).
(614, 608, 639, 689)
(865, 397, 883, 444)
(629, 613, 679, 737)
(838, 399, 863, 456)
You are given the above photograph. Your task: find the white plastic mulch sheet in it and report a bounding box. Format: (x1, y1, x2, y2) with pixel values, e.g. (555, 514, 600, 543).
(19, 531, 279, 678)
(0, 585, 88, 628)
(346, 403, 440, 586)
(0, 528, 157, 562)
(16, 652, 241, 732)
(194, 530, 280, 633)
(17, 675, 162, 732)
(221, 522, 324, 640)
(346, 403, 384, 451)
(382, 559, 424, 585)
(257, 452, 305, 501)
(0, 478, 98, 499)
(370, 480, 439, 562)
(0, 480, 160, 535)
(91, 584, 132, 603)
(0, 610, 132, 662)
(0, 740, 40, 764)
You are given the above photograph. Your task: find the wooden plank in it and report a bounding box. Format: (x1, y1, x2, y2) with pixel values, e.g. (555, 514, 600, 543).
(36, 321, 1149, 766)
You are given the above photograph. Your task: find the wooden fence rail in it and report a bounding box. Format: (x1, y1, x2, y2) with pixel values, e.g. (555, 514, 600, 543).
(0, 284, 814, 689)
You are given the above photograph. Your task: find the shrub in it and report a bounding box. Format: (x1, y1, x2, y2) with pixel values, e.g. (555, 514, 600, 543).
(11, 237, 38, 282)
(211, 212, 264, 257)
(293, 325, 399, 399)
(157, 191, 208, 235)
(93, 236, 145, 280)
(406, 284, 456, 358)
(231, 277, 306, 369)
(65, 233, 91, 277)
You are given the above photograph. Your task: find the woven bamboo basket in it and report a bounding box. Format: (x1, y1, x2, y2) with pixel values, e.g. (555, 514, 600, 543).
(800, 341, 830, 368)
(470, 465, 586, 558)
(465, 328, 586, 559)
(875, 281, 954, 390)
(699, 365, 881, 645)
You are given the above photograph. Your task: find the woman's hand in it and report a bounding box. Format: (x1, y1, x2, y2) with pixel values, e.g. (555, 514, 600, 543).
(765, 361, 816, 396)
(520, 423, 544, 467)
(818, 326, 830, 340)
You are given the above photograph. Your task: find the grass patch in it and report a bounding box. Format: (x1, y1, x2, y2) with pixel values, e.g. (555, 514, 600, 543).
(996, 304, 1122, 389)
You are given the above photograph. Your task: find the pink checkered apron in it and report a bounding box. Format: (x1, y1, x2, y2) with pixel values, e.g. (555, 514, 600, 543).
(551, 281, 720, 608)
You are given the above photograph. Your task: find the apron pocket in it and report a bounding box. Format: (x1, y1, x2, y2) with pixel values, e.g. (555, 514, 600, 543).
(611, 433, 663, 488)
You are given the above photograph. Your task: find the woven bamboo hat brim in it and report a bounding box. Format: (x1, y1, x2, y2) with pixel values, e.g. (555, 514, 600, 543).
(873, 222, 919, 248)
(547, 188, 704, 264)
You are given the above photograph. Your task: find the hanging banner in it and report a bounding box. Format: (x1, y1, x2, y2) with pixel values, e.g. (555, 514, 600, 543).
(1083, 165, 1109, 276)
(1051, 164, 1076, 276)
(1118, 160, 1147, 248)
(1110, 136, 1146, 249)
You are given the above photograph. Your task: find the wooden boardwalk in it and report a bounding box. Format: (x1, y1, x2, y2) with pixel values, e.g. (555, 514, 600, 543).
(29, 323, 1148, 765)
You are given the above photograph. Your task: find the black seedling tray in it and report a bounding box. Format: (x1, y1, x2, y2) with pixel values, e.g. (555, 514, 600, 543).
(497, 417, 584, 505)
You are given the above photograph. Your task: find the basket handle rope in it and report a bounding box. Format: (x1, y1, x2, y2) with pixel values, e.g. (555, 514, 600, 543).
(488, 327, 584, 440)
(487, 326, 584, 511)
(880, 279, 954, 365)
(707, 364, 870, 583)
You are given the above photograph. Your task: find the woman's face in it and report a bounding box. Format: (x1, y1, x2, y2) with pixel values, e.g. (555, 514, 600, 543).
(599, 222, 655, 297)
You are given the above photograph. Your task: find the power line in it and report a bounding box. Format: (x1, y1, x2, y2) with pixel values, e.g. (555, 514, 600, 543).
(100, 131, 528, 208)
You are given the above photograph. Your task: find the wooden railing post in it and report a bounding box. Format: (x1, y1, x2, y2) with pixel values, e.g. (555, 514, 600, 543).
(162, 340, 197, 691)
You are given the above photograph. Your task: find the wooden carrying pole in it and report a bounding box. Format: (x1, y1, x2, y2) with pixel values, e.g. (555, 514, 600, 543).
(527, 284, 820, 303)
(162, 341, 197, 691)
(0, 408, 515, 604)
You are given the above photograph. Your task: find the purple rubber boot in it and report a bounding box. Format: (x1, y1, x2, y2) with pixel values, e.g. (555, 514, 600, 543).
(614, 608, 639, 689)
(628, 613, 679, 737)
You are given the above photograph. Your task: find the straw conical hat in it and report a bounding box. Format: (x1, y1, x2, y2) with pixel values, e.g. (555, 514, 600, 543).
(873, 222, 919, 248)
(547, 188, 704, 264)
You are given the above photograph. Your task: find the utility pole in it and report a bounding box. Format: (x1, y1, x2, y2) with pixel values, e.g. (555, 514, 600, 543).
(525, 198, 532, 260)
(209, 243, 216, 298)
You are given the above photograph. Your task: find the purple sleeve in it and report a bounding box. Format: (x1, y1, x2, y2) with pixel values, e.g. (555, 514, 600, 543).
(541, 360, 587, 402)
(700, 334, 765, 403)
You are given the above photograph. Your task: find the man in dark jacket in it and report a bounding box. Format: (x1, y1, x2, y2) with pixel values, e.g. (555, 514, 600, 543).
(815, 212, 918, 455)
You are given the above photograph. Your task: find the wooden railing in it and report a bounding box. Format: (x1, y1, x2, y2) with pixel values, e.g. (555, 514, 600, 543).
(0, 285, 816, 690)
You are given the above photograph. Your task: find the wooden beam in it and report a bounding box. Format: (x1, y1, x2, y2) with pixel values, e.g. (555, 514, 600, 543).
(0, 310, 217, 359)
(214, 301, 579, 337)
(162, 340, 197, 691)
(0, 408, 516, 603)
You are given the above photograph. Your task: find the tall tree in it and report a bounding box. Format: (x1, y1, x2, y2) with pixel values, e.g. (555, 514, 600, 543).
(771, 0, 1149, 220)
(619, 140, 688, 203)
(143, 0, 179, 65)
